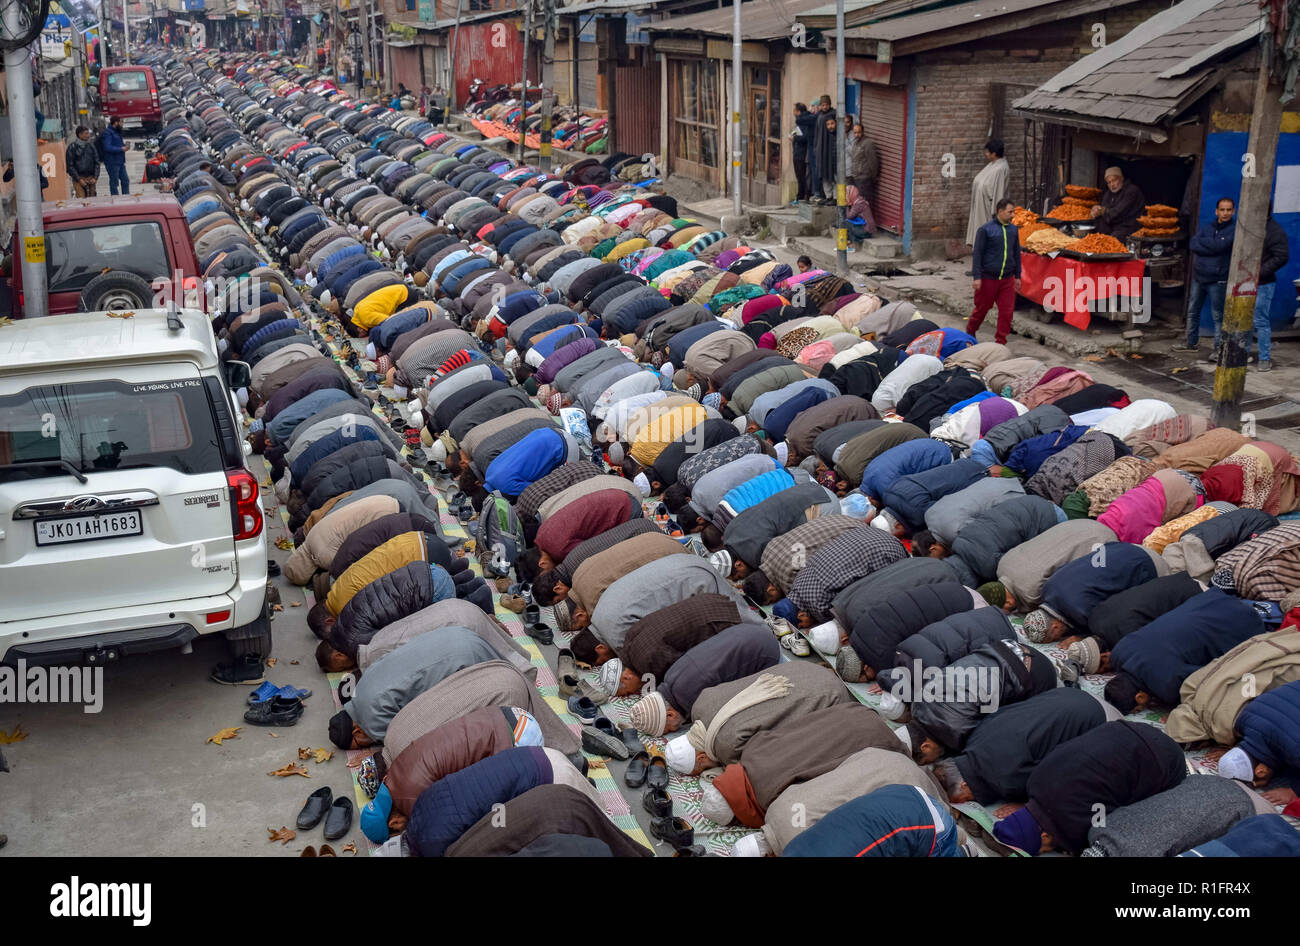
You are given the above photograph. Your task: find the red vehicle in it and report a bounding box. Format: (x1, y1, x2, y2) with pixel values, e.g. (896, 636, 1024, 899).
(9, 196, 202, 317)
(97, 65, 163, 131)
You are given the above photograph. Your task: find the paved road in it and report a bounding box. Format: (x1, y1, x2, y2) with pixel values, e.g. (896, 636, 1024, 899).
(0, 458, 363, 858)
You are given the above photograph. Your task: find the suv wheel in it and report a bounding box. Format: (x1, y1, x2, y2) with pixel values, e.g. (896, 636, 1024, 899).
(224, 598, 273, 659)
(79, 271, 156, 312)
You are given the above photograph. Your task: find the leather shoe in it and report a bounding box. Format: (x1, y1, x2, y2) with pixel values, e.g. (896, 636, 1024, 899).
(323, 796, 354, 841)
(650, 815, 694, 849)
(643, 786, 672, 818)
(646, 754, 669, 791)
(625, 750, 650, 788)
(296, 786, 333, 830)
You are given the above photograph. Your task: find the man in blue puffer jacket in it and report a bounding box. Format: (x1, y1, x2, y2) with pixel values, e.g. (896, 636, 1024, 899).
(1174, 196, 1235, 357)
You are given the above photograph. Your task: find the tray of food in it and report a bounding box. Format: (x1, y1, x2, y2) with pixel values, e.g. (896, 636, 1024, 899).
(1065, 185, 1102, 201)
(1059, 232, 1134, 259)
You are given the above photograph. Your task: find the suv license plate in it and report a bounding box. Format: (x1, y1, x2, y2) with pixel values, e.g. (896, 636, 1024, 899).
(35, 510, 143, 546)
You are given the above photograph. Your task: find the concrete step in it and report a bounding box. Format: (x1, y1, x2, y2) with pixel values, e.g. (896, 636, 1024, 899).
(788, 234, 909, 275)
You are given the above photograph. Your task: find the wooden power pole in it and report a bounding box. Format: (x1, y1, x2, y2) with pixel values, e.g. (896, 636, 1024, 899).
(1211, 47, 1284, 430)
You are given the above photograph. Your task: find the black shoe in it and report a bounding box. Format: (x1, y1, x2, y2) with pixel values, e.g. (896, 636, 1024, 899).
(565, 751, 589, 777)
(646, 755, 669, 791)
(650, 815, 694, 849)
(643, 786, 672, 818)
(242, 696, 304, 726)
(266, 560, 281, 578)
(323, 796, 354, 841)
(210, 652, 265, 685)
(625, 750, 650, 788)
(296, 786, 333, 830)
(618, 725, 644, 756)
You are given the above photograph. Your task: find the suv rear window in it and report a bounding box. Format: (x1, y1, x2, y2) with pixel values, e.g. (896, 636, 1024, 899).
(0, 379, 223, 482)
(46, 222, 170, 293)
(106, 70, 149, 92)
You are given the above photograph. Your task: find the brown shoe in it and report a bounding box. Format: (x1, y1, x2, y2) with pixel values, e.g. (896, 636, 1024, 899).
(301, 846, 317, 857)
(494, 577, 513, 593)
(499, 593, 526, 613)
(319, 844, 337, 857)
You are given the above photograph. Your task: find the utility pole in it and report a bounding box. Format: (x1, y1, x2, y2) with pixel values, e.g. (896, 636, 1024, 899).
(834, 0, 847, 274)
(539, 0, 555, 172)
(4, 18, 49, 317)
(123, 0, 130, 64)
(358, 0, 369, 94)
(444, 0, 464, 130)
(308, 8, 318, 75)
(519, 0, 531, 163)
(730, 0, 740, 218)
(1211, 47, 1284, 430)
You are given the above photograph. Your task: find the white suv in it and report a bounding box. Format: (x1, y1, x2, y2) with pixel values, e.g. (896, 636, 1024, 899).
(0, 307, 270, 666)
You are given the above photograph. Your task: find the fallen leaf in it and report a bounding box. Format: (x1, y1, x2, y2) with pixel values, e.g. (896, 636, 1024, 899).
(274, 537, 294, 551)
(342, 842, 357, 855)
(298, 747, 312, 760)
(268, 826, 296, 845)
(1171, 366, 1189, 374)
(266, 657, 277, 668)
(0, 724, 29, 744)
(290, 601, 302, 608)
(313, 748, 334, 765)
(0, 316, 13, 328)
(106, 311, 135, 319)
(587, 759, 607, 769)
(1105, 347, 1122, 358)
(268, 732, 280, 738)
(1129, 353, 1144, 360)
(268, 762, 311, 778)
(290, 659, 300, 665)
(1082, 354, 1104, 362)
(206, 726, 241, 746)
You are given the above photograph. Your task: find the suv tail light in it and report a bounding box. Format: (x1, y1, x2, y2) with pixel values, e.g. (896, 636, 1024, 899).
(227, 469, 262, 541)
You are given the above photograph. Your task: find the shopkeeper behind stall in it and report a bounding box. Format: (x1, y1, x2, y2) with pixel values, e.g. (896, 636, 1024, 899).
(1088, 167, 1146, 242)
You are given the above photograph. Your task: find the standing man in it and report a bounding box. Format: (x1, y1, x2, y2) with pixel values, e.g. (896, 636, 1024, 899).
(1172, 197, 1235, 359)
(66, 125, 101, 197)
(99, 117, 129, 196)
(965, 139, 1009, 246)
(848, 122, 879, 201)
(813, 112, 839, 206)
(966, 198, 1021, 345)
(1251, 212, 1290, 372)
(1089, 166, 1145, 242)
(791, 103, 816, 204)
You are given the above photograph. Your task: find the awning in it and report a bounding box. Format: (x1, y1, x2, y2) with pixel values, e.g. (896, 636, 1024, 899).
(645, 0, 831, 41)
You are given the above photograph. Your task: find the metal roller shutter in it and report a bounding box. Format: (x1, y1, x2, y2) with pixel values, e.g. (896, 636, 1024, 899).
(858, 85, 907, 234)
(614, 62, 661, 159)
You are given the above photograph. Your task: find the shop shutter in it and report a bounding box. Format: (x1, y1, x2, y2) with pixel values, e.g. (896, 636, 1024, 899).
(858, 85, 907, 233)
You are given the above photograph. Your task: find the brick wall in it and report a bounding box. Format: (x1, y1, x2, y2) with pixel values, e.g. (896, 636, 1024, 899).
(907, 0, 1166, 254)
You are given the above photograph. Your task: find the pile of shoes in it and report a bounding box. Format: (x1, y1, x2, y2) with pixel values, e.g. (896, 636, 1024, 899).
(296, 786, 354, 856)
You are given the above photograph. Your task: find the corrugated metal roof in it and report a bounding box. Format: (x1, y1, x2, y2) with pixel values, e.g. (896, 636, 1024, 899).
(841, 0, 1068, 41)
(644, 0, 833, 41)
(1012, 0, 1265, 130)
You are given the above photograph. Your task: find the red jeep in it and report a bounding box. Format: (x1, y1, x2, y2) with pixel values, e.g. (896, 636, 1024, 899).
(97, 65, 163, 132)
(9, 196, 202, 317)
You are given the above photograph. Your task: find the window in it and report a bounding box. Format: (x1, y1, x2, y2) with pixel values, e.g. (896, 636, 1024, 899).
(0, 379, 223, 481)
(45, 222, 170, 294)
(747, 67, 782, 185)
(106, 70, 148, 92)
(672, 60, 719, 170)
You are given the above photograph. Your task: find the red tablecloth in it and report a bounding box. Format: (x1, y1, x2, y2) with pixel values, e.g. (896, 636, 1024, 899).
(1018, 253, 1147, 330)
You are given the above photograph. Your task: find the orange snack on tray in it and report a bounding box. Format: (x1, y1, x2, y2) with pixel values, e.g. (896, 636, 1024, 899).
(1061, 196, 1094, 208)
(1133, 227, 1180, 238)
(1046, 203, 1092, 221)
(1065, 185, 1102, 200)
(1065, 233, 1130, 255)
(1144, 204, 1178, 218)
(1011, 206, 1039, 227)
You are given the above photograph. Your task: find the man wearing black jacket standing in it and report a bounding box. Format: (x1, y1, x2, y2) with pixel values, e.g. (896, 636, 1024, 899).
(966, 198, 1021, 345)
(791, 103, 817, 203)
(66, 125, 101, 197)
(1251, 214, 1290, 372)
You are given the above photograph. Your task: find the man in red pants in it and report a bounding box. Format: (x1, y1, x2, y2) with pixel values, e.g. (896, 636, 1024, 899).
(966, 198, 1021, 345)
